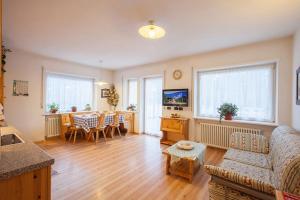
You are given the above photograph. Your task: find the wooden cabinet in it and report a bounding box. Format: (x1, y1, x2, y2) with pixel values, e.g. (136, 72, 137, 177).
(0, 166, 51, 200)
(160, 117, 189, 145)
(117, 111, 135, 133)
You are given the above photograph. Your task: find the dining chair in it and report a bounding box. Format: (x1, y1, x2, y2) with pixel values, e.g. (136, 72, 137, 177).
(109, 112, 122, 137)
(68, 114, 83, 144)
(93, 113, 107, 143)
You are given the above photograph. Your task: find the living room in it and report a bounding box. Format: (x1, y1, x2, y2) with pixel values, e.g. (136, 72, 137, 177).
(0, 0, 300, 200)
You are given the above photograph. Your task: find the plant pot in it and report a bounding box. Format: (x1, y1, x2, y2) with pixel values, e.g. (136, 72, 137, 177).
(71, 106, 77, 112)
(225, 113, 233, 120)
(50, 109, 58, 114)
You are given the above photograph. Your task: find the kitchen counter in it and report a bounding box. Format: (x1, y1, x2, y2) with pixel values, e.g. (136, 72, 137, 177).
(0, 126, 54, 180)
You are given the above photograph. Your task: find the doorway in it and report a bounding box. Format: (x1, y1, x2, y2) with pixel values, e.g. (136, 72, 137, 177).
(143, 76, 163, 137)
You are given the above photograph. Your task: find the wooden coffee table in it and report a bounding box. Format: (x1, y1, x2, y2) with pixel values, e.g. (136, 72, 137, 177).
(163, 140, 206, 182)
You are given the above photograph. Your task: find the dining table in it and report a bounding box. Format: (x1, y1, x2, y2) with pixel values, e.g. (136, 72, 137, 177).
(73, 113, 125, 133)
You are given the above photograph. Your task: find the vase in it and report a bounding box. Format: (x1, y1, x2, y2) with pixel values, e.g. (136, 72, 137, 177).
(225, 113, 233, 120)
(50, 109, 58, 114)
(71, 106, 77, 112)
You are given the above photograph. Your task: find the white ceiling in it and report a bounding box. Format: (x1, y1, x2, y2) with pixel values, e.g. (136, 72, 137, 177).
(4, 0, 300, 69)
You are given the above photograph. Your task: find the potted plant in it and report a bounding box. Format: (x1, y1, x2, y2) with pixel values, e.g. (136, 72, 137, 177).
(126, 104, 136, 111)
(71, 106, 77, 112)
(217, 103, 238, 121)
(48, 103, 59, 113)
(84, 104, 91, 111)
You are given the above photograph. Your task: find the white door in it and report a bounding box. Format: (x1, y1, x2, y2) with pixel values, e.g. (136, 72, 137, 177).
(144, 76, 163, 136)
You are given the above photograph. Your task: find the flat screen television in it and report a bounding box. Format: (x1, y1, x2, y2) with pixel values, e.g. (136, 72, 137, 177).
(162, 89, 188, 107)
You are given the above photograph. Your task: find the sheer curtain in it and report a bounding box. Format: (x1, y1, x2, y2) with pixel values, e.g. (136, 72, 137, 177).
(128, 79, 138, 107)
(144, 77, 162, 136)
(198, 63, 275, 122)
(46, 73, 94, 112)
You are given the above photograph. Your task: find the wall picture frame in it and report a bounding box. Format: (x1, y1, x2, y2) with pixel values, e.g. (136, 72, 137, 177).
(101, 88, 110, 98)
(13, 80, 29, 96)
(297, 67, 300, 105)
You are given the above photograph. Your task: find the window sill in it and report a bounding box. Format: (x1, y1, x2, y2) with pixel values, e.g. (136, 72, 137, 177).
(193, 116, 278, 127)
(43, 110, 97, 116)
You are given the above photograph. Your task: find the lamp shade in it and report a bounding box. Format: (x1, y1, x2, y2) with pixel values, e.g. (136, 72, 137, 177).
(138, 21, 166, 39)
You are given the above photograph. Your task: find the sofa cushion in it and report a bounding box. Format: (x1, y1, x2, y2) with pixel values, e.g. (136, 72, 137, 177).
(205, 159, 276, 194)
(224, 148, 271, 169)
(230, 132, 269, 154)
(269, 125, 297, 154)
(219, 160, 274, 186)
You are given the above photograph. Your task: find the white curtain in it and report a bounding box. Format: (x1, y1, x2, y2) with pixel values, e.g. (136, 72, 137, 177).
(46, 73, 94, 112)
(198, 64, 275, 122)
(144, 77, 162, 136)
(128, 79, 138, 107)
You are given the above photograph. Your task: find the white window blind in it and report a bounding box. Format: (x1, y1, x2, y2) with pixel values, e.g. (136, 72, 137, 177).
(128, 79, 138, 107)
(45, 73, 94, 112)
(197, 63, 276, 122)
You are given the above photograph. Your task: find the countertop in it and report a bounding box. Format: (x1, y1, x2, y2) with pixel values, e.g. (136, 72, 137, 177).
(0, 126, 54, 180)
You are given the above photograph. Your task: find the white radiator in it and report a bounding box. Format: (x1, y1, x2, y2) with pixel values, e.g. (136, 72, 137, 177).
(196, 122, 262, 149)
(45, 116, 60, 138)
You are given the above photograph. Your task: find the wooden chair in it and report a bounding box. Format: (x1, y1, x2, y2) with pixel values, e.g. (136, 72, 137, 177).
(68, 114, 83, 144)
(109, 113, 122, 137)
(92, 114, 107, 143)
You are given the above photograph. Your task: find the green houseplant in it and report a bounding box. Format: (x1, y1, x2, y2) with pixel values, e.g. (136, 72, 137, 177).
(48, 103, 59, 113)
(217, 103, 238, 121)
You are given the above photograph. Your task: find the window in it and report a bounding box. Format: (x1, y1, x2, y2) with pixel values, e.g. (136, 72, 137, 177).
(45, 73, 94, 112)
(127, 79, 138, 107)
(196, 63, 276, 122)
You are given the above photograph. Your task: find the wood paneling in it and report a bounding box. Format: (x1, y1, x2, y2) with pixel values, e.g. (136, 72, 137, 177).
(0, 166, 51, 200)
(160, 117, 189, 145)
(37, 134, 225, 200)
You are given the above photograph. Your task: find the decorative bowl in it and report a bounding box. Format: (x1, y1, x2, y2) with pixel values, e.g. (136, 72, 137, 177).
(176, 141, 194, 150)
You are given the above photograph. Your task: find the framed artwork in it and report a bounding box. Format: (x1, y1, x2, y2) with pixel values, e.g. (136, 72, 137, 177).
(13, 80, 29, 96)
(297, 67, 300, 105)
(101, 88, 110, 98)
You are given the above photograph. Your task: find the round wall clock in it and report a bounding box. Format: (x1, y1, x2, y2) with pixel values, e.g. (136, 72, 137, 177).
(173, 70, 182, 80)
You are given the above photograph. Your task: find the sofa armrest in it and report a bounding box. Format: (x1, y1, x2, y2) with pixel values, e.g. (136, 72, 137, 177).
(230, 132, 269, 154)
(204, 165, 275, 195)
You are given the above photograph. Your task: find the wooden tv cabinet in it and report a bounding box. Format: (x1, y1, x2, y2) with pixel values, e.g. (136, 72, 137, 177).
(160, 117, 189, 145)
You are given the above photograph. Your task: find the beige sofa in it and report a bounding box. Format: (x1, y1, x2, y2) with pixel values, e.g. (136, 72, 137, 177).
(205, 126, 300, 200)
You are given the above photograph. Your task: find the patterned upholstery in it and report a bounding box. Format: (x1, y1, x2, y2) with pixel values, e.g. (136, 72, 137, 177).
(205, 160, 275, 195)
(270, 132, 300, 194)
(224, 149, 271, 169)
(208, 181, 261, 200)
(230, 132, 269, 154)
(205, 125, 300, 200)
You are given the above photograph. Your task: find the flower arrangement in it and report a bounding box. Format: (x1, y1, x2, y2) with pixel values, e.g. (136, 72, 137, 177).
(107, 87, 119, 110)
(217, 103, 238, 121)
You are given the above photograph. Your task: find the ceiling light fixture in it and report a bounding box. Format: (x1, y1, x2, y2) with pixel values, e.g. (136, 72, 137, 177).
(138, 20, 166, 39)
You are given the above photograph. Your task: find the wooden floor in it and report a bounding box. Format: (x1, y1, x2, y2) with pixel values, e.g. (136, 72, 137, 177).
(37, 134, 225, 200)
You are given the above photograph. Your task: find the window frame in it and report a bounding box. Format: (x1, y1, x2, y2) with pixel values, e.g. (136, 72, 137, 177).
(43, 71, 95, 113)
(193, 61, 278, 124)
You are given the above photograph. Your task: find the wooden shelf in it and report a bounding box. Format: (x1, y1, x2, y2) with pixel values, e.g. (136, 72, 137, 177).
(161, 128, 182, 133)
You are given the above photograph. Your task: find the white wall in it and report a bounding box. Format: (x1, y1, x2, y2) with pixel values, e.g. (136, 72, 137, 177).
(4, 50, 113, 141)
(292, 29, 300, 131)
(113, 37, 293, 139)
